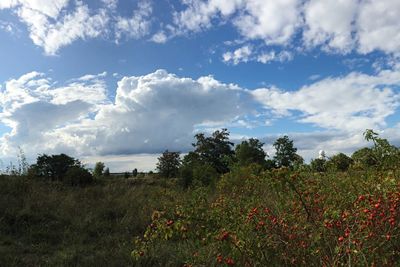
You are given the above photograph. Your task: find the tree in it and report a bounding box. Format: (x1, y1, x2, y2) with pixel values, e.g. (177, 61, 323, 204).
(327, 153, 353, 171)
(273, 136, 298, 168)
(235, 138, 267, 167)
(363, 129, 400, 169)
(93, 162, 105, 177)
(132, 168, 138, 177)
(156, 150, 181, 178)
(352, 147, 377, 168)
(192, 128, 234, 174)
(31, 153, 82, 181)
(104, 167, 110, 177)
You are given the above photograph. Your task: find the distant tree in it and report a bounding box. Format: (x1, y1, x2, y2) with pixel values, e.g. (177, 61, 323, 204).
(132, 168, 138, 177)
(327, 153, 353, 171)
(93, 162, 105, 177)
(156, 150, 181, 178)
(273, 136, 298, 168)
(310, 158, 327, 172)
(103, 167, 110, 177)
(31, 154, 82, 181)
(235, 138, 267, 167)
(124, 172, 130, 179)
(192, 128, 234, 174)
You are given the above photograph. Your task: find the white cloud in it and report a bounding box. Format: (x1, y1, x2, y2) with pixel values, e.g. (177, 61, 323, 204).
(252, 69, 400, 132)
(0, 70, 252, 159)
(0, 0, 154, 55)
(151, 31, 167, 43)
(303, 0, 358, 53)
(0, 71, 108, 154)
(223, 45, 252, 65)
(357, 0, 400, 54)
(115, 1, 152, 41)
(233, 0, 301, 45)
(223, 45, 293, 65)
(172, 0, 400, 60)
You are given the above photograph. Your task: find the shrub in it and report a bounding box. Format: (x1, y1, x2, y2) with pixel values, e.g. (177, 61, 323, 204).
(63, 166, 93, 186)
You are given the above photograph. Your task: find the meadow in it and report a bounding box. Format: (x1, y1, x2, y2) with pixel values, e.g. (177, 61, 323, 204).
(1, 130, 399, 266)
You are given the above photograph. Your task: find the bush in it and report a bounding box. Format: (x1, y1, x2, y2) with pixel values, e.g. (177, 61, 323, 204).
(327, 153, 353, 171)
(64, 166, 93, 186)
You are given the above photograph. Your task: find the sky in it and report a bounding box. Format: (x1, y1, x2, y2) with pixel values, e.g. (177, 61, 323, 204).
(0, 0, 400, 172)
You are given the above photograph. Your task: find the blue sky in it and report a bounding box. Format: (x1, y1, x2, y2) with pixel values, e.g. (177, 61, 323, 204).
(0, 0, 400, 171)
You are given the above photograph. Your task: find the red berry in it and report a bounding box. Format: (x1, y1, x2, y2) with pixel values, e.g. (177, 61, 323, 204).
(338, 236, 344, 242)
(225, 257, 235, 266)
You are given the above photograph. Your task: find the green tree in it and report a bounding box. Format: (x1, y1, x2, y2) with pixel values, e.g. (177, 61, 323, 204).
(132, 168, 138, 177)
(156, 150, 181, 178)
(363, 129, 400, 169)
(192, 128, 234, 174)
(30, 154, 82, 181)
(93, 162, 105, 177)
(273, 135, 298, 168)
(235, 138, 267, 167)
(327, 153, 353, 171)
(103, 167, 110, 177)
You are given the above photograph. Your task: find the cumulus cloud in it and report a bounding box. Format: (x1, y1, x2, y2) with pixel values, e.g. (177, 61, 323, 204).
(252, 69, 400, 132)
(0, 71, 108, 154)
(303, 0, 358, 53)
(0, 70, 254, 159)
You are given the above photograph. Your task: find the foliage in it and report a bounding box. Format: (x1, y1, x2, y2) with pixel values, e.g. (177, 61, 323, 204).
(30, 154, 83, 182)
(326, 153, 353, 171)
(132, 166, 400, 266)
(156, 150, 181, 178)
(132, 168, 138, 177)
(235, 138, 267, 167)
(364, 129, 400, 170)
(273, 135, 298, 168)
(352, 147, 377, 168)
(310, 158, 327, 172)
(179, 152, 219, 188)
(64, 166, 93, 186)
(192, 128, 234, 174)
(93, 162, 105, 177)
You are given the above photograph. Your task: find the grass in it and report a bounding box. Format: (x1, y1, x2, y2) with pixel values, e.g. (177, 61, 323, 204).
(0, 175, 183, 267)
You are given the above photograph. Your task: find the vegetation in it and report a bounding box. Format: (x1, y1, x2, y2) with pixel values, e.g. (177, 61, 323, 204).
(156, 150, 181, 178)
(1, 129, 400, 266)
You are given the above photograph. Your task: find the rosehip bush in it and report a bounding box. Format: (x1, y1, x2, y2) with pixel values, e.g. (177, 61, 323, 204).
(132, 165, 400, 266)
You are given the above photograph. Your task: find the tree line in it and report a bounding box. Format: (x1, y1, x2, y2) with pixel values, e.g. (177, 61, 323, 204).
(157, 129, 400, 187)
(6, 128, 398, 187)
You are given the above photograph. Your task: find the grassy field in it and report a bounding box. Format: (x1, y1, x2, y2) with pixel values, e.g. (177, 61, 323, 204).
(0, 176, 183, 266)
(1, 166, 399, 266)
